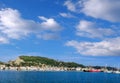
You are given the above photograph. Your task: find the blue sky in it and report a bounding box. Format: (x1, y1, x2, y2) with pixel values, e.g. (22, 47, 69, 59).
(0, 0, 120, 67)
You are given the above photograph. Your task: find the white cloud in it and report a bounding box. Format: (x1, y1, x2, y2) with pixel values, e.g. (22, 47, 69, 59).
(76, 20, 115, 38)
(37, 33, 59, 40)
(64, 0, 120, 22)
(0, 37, 9, 44)
(82, 0, 120, 22)
(64, 0, 76, 12)
(64, 0, 84, 13)
(66, 37, 120, 56)
(0, 8, 62, 43)
(59, 12, 75, 18)
(38, 16, 61, 31)
(64, 0, 120, 56)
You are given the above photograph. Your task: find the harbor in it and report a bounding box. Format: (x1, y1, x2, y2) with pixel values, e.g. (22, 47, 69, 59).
(0, 64, 120, 74)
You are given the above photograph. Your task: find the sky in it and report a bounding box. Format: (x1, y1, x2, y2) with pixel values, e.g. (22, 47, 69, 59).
(0, 0, 120, 67)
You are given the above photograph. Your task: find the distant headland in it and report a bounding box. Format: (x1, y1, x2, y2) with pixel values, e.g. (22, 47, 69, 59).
(0, 56, 120, 74)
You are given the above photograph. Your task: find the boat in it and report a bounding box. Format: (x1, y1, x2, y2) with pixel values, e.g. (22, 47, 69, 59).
(89, 69, 101, 72)
(114, 71, 120, 74)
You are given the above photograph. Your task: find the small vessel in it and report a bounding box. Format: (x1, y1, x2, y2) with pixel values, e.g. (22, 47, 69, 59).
(114, 71, 120, 74)
(114, 65, 120, 74)
(89, 69, 101, 72)
(105, 70, 113, 73)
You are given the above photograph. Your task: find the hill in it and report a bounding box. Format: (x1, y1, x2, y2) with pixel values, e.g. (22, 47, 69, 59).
(0, 61, 4, 65)
(8, 56, 85, 68)
(2, 55, 118, 71)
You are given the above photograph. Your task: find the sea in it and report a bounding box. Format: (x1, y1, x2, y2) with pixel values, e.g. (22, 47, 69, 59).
(0, 71, 120, 83)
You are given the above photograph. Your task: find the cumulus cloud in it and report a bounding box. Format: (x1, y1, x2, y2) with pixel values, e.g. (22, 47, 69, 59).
(64, 0, 120, 22)
(0, 37, 9, 44)
(37, 33, 59, 40)
(64, 0, 120, 56)
(64, 0, 76, 12)
(82, 0, 120, 22)
(59, 12, 75, 18)
(38, 16, 61, 31)
(76, 20, 115, 38)
(66, 37, 120, 56)
(0, 8, 62, 43)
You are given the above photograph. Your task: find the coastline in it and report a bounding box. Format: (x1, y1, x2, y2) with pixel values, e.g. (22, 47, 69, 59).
(0, 56, 120, 74)
(0, 66, 120, 74)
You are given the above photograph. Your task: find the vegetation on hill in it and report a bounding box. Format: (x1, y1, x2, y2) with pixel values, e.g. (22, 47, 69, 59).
(0, 55, 118, 70)
(0, 61, 4, 65)
(18, 56, 85, 68)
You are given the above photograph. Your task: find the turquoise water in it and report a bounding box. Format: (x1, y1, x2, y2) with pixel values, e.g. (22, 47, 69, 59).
(0, 71, 120, 83)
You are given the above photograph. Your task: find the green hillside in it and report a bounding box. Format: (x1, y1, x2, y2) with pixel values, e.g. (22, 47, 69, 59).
(0, 56, 118, 71)
(0, 61, 4, 65)
(17, 56, 85, 68)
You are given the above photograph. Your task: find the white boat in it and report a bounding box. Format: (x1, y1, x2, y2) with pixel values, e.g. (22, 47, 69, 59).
(114, 71, 120, 74)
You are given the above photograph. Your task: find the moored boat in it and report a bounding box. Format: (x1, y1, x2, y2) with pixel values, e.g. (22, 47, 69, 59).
(89, 69, 101, 72)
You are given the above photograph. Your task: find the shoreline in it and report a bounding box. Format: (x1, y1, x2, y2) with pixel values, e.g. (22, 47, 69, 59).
(0, 70, 120, 75)
(0, 66, 120, 74)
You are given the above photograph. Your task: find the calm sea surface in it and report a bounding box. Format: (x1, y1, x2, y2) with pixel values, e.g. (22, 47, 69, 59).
(0, 71, 120, 83)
